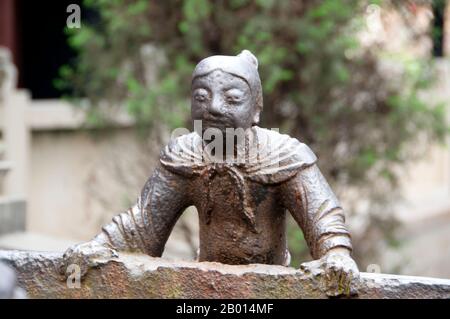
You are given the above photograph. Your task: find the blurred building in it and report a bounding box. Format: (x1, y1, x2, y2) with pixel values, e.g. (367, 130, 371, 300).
(0, 0, 196, 259)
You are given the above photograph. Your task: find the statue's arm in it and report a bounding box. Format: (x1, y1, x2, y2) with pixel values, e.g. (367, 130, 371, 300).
(281, 164, 353, 260)
(91, 164, 192, 257)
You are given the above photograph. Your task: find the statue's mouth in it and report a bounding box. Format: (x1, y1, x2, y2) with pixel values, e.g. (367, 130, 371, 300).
(202, 117, 231, 129)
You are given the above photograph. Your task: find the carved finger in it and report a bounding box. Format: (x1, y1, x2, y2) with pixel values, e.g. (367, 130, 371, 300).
(325, 266, 339, 297)
(341, 270, 352, 297)
(299, 259, 321, 273)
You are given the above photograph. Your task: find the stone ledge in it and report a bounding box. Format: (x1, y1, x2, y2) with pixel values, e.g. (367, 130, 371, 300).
(0, 250, 449, 299)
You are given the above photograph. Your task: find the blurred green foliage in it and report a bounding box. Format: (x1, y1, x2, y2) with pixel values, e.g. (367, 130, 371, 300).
(58, 0, 449, 268)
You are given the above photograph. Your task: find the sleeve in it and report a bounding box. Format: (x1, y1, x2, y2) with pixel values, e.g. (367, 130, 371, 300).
(92, 164, 192, 257)
(281, 164, 353, 259)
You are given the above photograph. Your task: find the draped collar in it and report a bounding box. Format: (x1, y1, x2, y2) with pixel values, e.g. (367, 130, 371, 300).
(160, 126, 317, 231)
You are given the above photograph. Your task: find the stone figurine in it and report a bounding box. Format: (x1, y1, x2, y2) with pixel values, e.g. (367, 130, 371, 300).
(63, 50, 359, 296)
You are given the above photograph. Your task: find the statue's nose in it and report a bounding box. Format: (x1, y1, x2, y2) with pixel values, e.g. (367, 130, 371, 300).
(208, 96, 223, 116)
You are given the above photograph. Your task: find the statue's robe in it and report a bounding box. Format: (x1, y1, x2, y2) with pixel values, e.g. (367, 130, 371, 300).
(94, 127, 352, 265)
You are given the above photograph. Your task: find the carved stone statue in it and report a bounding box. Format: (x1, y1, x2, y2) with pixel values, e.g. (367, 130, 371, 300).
(63, 50, 359, 296)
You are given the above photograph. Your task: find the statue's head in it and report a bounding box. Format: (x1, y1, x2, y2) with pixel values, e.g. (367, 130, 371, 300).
(191, 50, 263, 133)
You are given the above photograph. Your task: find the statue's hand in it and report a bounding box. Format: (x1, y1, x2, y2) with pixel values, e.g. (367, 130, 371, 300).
(60, 241, 118, 279)
(300, 248, 359, 297)
(321, 248, 359, 297)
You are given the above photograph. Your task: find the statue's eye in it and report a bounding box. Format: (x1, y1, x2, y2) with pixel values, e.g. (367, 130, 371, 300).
(194, 88, 209, 102)
(225, 89, 244, 104)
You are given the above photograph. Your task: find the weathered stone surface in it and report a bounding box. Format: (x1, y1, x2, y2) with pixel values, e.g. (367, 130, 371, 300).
(0, 250, 449, 299)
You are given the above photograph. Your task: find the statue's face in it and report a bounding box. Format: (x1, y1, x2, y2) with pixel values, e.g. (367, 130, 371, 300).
(191, 70, 259, 132)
